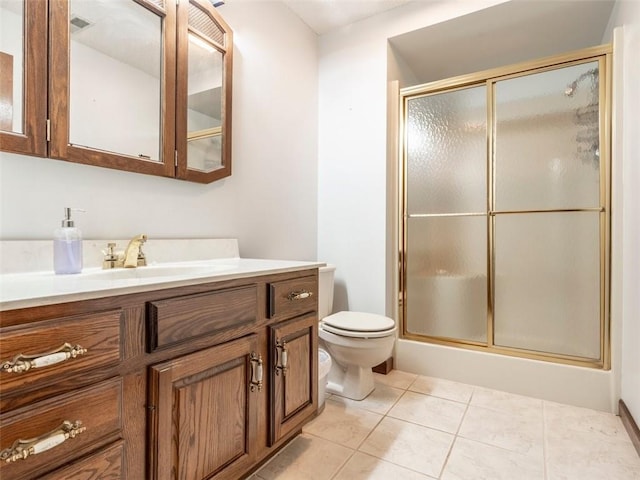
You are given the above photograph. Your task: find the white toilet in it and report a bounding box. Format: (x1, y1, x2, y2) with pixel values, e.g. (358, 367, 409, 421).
(318, 265, 397, 400)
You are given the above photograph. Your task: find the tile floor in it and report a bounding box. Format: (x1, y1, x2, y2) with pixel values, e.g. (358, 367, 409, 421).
(250, 370, 640, 480)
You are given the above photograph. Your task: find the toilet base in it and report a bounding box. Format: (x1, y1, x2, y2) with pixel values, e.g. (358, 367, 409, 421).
(326, 363, 375, 400)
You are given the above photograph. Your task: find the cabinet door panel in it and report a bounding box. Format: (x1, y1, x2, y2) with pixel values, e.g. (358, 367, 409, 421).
(149, 335, 260, 480)
(270, 313, 317, 445)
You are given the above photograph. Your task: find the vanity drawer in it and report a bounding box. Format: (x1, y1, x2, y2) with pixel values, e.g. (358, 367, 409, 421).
(0, 310, 122, 399)
(269, 275, 318, 321)
(39, 440, 124, 480)
(147, 285, 258, 351)
(0, 377, 123, 480)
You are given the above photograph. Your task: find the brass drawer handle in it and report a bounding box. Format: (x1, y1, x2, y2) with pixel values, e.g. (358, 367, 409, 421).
(0, 420, 87, 464)
(1, 343, 88, 373)
(275, 340, 288, 377)
(250, 353, 263, 392)
(287, 290, 313, 301)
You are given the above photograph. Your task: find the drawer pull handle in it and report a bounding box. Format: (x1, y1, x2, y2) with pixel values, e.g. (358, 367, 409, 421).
(250, 353, 263, 392)
(275, 340, 288, 377)
(0, 420, 87, 464)
(287, 290, 313, 301)
(1, 343, 88, 374)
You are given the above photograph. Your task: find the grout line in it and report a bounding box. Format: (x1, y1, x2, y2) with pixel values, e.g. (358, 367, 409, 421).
(437, 395, 474, 479)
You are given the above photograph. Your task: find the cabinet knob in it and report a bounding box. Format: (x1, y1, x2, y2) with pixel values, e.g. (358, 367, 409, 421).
(1, 343, 88, 374)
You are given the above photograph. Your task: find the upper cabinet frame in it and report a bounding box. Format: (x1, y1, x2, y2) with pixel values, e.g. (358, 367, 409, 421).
(2, 0, 233, 184)
(0, 0, 47, 157)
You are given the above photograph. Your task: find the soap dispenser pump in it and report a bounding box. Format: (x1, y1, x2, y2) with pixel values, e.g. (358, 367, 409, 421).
(53, 207, 84, 274)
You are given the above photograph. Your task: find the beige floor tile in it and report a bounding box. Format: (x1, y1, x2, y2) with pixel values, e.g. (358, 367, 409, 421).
(546, 428, 640, 480)
(373, 370, 418, 390)
(329, 383, 404, 415)
(388, 391, 467, 433)
(458, 405, 543, 457)
(470, 387, 543, 419)
(359, 416, 454, 478)
(441, 437, 544, 480)
(409, 375, 474, 404)
(333, 451, 434, 480)
(544, 400, 630, 442)
(303, 398, 383, 449)
(254, 433, 354, 480)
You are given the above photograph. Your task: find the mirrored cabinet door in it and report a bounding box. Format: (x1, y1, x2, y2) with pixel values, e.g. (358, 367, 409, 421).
(176, 0, 232, 183)
(0, 0, 46, 156)
(49, 0, 175, 176)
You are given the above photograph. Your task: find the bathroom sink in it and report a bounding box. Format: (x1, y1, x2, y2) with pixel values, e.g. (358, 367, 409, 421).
(81, 263, 234, 281)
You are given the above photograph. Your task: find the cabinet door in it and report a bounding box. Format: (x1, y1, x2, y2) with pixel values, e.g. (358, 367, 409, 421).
(0, 0, 47, 156)
(269, 313, 318, 445)
(175, 0, 233, 183)
(48, 0, 175, 177)
(148, 335, 262, 480)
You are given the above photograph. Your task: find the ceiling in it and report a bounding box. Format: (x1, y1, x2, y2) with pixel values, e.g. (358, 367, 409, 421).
(389, 0, 616, 85)
(282, 0, 413, 35)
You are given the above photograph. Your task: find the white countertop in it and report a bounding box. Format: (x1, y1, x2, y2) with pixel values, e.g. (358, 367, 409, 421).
(0, 257, 323, 311)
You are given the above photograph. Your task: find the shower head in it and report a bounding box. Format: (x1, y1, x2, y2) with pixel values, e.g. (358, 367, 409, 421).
(564, 68, 598, 97)
(565, 82, 578, 97)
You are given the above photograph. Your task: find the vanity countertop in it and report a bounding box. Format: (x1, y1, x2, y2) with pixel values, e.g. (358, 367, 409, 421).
(0, 257, 324, 311)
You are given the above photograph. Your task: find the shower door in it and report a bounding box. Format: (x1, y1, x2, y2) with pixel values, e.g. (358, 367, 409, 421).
(401, 46, 610, 367)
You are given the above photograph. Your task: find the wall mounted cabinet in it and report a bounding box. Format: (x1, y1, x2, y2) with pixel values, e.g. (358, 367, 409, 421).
(0, 0, 232, 184)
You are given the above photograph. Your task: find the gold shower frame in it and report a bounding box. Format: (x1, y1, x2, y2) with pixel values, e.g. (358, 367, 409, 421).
(398, 44, 612, 369)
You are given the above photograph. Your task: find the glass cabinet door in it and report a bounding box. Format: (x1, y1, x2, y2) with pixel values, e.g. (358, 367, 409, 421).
(49, 0, 175, 176)
(176, 0, 232, 183)
(0, 0, 46, 156)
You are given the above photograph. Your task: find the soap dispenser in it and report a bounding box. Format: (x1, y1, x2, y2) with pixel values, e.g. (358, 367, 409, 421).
(54, 207, 84, 274)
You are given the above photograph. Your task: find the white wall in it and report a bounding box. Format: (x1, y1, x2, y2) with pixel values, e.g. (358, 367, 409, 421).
(318, 0, 507, 313)
(606, 0, 640, 421)
(0, 2, 318, 262)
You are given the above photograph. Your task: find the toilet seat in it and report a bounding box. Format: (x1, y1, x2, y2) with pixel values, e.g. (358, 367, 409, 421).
(321, 311, 396, 338)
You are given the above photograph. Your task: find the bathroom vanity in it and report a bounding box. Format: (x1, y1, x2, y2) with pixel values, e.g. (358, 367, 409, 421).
(0, 253, 321, 479)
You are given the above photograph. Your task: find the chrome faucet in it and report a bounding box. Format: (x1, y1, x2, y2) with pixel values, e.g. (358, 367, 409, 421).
(102, 234, 147, 269)
(123, 234, 147, 268)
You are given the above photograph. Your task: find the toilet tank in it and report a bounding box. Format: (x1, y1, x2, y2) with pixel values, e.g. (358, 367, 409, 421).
(318, 264, 336, 319)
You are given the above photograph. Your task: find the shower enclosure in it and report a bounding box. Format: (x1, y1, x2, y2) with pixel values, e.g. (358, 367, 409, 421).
(400, 46, 611, 368)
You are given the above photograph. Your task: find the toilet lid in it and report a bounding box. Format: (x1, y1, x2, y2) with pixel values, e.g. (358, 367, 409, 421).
(321, 311, 396, 338)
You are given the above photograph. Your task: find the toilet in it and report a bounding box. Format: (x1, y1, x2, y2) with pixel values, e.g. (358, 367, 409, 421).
(318, 265, 397, 400)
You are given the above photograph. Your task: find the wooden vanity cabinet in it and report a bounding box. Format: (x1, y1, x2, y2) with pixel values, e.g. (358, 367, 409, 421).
(0, 268, 319, 480)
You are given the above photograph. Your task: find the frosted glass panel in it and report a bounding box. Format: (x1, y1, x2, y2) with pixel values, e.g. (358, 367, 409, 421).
(406, 216, 487, 342)
(406, 86, 486, 215)
(494, 212, 601, 358)
(495, 62, 600, 211)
